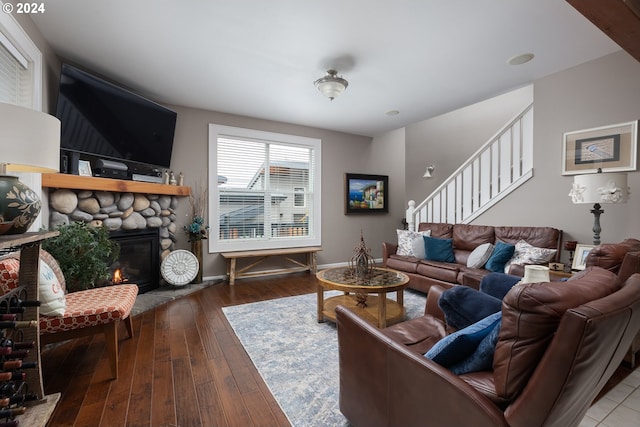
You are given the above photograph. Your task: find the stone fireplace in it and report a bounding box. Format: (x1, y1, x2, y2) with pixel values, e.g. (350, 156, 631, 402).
(43, 174, 190, 293)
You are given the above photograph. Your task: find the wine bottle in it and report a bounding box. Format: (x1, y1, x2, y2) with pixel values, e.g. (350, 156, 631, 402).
(0, 406, 26, 418)
(0, 421, 19, 427)
(0, 392, 38, 407)
(0, 321, 37, 329)
(0, 315, 17, 321)
(1, 360, 36, 370)
(1, 350, 30, 359)
(0, 372, 25, 381)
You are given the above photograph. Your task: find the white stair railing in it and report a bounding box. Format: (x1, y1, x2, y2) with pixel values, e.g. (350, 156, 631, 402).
(407, 104, 534, 231)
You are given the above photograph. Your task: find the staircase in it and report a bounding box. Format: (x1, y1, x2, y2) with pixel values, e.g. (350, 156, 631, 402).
(406, 103, 534, 230)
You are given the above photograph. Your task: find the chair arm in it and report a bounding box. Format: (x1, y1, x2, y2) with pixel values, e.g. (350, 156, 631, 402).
(381, 242, 397, 266)
(336, 306, 508, 427)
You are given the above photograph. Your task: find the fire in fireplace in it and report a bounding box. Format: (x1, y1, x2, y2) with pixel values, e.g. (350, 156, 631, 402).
(108, 229, 160, 293)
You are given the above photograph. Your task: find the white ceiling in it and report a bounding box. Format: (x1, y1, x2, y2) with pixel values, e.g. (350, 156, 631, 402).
(30, 0, 621, 137)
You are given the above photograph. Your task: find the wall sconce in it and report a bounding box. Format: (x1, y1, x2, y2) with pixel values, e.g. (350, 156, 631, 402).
(423, 165, 435, 178)
(568, 169, 629, 245)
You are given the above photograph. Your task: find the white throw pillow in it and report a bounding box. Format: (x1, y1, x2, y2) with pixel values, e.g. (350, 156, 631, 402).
(504, 240, 557, 273)
(411, 230, 432, 258)
(39, 259, 67, 316)
(396, 229, 431, 257)
(466, 243, 495, 268)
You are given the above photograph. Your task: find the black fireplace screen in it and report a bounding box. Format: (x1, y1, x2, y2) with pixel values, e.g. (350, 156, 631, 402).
(108, 229, 159, 294)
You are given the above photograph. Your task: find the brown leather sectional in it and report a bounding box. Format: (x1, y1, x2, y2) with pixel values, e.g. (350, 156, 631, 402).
(336, 267, 640, 427)
(382, 223, 563, 293)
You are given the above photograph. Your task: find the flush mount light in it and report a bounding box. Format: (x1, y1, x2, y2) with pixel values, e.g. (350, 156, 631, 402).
(507, 53, 535, 66)
(314, 69, 349, 100)
(385, 110, 400, 116)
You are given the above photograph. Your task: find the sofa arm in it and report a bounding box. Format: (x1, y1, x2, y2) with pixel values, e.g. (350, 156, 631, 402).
(336, 306, 508, 427)
(425, 284, 447, 321)
(618, 251, 640, 283)
(381, 242, 397, 266)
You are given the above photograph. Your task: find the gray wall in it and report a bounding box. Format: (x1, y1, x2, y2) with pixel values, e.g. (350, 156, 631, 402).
(476, 51, 640, 256)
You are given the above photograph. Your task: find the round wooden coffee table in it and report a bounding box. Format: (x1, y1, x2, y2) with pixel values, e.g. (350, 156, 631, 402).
(316, 266, 409, 328)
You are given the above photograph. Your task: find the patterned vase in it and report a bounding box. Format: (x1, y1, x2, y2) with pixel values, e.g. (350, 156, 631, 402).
(190, 238, 203, 283)
(0, 175, 41, 235)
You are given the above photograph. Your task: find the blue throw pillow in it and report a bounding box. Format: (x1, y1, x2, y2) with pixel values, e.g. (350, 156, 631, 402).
(449, 317, 502, 374)
(423, 236, 455, 263)
(485, 241, 515, 272)
(424, 312, 502, 367)
(438, 286, 502, 330)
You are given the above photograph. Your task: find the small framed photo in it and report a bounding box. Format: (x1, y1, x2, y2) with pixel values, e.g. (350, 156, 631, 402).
(562, 121, 638, 175)
(572, 244, 596, 271)
(78, 160, 93, 177)
(345, 173, 388, 214)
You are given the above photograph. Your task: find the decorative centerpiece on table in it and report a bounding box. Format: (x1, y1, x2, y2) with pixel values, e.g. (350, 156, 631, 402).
(184, 182, 209, 283)
(348, 230, 376, 307)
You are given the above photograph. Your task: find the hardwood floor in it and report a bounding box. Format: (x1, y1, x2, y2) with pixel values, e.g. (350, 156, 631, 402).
(41, 273, 317, 427)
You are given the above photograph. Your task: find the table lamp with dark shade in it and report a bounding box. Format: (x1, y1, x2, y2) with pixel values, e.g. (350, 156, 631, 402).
(569, 169, 629, 245)
(0, 102, 60, 235)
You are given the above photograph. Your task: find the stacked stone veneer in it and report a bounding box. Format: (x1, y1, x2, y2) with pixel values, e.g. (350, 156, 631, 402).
(48, 189, 179, 258)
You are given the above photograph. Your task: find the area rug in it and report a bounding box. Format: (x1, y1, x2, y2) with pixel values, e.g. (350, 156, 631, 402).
(222, 289, 427, 427)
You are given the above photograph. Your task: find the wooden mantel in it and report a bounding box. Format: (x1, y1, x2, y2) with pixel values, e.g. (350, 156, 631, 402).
(42, 173, 190, 196)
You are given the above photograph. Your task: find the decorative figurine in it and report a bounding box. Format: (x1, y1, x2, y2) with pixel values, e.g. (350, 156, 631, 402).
(169, 171, 177, 185)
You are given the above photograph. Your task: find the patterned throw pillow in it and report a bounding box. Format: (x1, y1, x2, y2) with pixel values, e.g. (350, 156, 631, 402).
(505, 240, 557, 273)
(396, 229, 431, 257)
(0, 258, 20, 295)
(39, 259, 67, 316)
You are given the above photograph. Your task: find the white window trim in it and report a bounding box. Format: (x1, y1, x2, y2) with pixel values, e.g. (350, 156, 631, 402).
(0, 1, 43, 110)
(208, 124, 322, 253)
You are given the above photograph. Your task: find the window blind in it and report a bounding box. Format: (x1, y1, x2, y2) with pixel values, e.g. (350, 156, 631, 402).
(0, 33, 32, 107)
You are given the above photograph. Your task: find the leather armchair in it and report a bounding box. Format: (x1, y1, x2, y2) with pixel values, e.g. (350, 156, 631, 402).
(337, 269, 640, 427)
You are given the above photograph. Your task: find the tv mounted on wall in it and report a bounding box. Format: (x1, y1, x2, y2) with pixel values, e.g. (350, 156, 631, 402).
(55, 63, 177, 174)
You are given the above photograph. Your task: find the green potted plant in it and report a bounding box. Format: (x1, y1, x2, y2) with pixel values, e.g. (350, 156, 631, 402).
(43, 221, 120, 292)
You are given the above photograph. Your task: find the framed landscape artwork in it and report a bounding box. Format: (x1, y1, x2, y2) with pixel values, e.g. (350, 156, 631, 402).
(562, 121, 638, 175)
(345, 173, 388, 214)
(572, 244, 596, 271)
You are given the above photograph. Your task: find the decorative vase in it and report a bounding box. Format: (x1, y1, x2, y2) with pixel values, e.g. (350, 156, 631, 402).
(190, 238, 203, 283)
(0, 175, 41, 235)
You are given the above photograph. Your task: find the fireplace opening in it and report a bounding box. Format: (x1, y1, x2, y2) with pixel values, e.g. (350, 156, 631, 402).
(108, 229, 160, 294)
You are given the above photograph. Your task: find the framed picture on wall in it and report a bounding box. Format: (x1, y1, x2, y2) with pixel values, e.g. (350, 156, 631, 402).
(562, 121, 638, 175)
(345, 173, 388, 214)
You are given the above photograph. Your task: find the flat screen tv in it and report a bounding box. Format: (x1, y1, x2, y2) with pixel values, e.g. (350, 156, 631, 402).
(55, 63, 177, 170)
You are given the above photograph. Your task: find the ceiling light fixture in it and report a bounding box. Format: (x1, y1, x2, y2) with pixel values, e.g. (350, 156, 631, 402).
(314, 69, 348, 100)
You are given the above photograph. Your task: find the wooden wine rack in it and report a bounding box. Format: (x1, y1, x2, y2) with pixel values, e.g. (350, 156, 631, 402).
(0, 231, 61, 426)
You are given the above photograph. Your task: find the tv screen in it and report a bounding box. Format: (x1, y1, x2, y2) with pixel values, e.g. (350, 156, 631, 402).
(55, 63, 177, 170)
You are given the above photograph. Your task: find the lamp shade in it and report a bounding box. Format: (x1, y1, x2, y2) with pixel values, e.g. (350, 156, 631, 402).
(314, 69, 348, 100)
(0, 102, 61, 173)
(569, 172, 628, 204)
(0, 102, 61, 235)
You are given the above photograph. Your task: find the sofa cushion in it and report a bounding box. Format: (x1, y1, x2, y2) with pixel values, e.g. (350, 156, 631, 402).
(425, 311, 502, 373)
(505, 240, 557, 272)
(417, 222, 454, 239)
(485, 242, 515, 272)
(423, 236, 455, 263)
(493, 267, 620, 400)
(494, 226, 561, 260)
(417, 260, 459, 283)
(386, 255, 420, 273)
(396, 229, 430, 257)
(467, 243, 494, 269)
(452, 224, 495, 252)
(438, 285, 502, 330)
(411, 230, 431, 258)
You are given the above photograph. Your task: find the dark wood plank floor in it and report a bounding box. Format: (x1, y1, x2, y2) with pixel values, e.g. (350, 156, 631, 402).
(41, 273, 317, 427)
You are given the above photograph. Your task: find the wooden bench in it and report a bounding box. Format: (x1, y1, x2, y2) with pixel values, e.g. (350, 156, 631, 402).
(221, 247, 322, 285)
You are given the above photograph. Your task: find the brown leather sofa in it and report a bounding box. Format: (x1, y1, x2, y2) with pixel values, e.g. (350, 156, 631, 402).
(382, 223, 562, 293)
(585, 238, 640, 366)
(336, 267, 640, 427)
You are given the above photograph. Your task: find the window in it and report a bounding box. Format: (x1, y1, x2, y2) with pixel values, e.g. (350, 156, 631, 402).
(294, 187, 306, 207)
(209, 124, 321, 252)
(0, 5, 42, 109)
